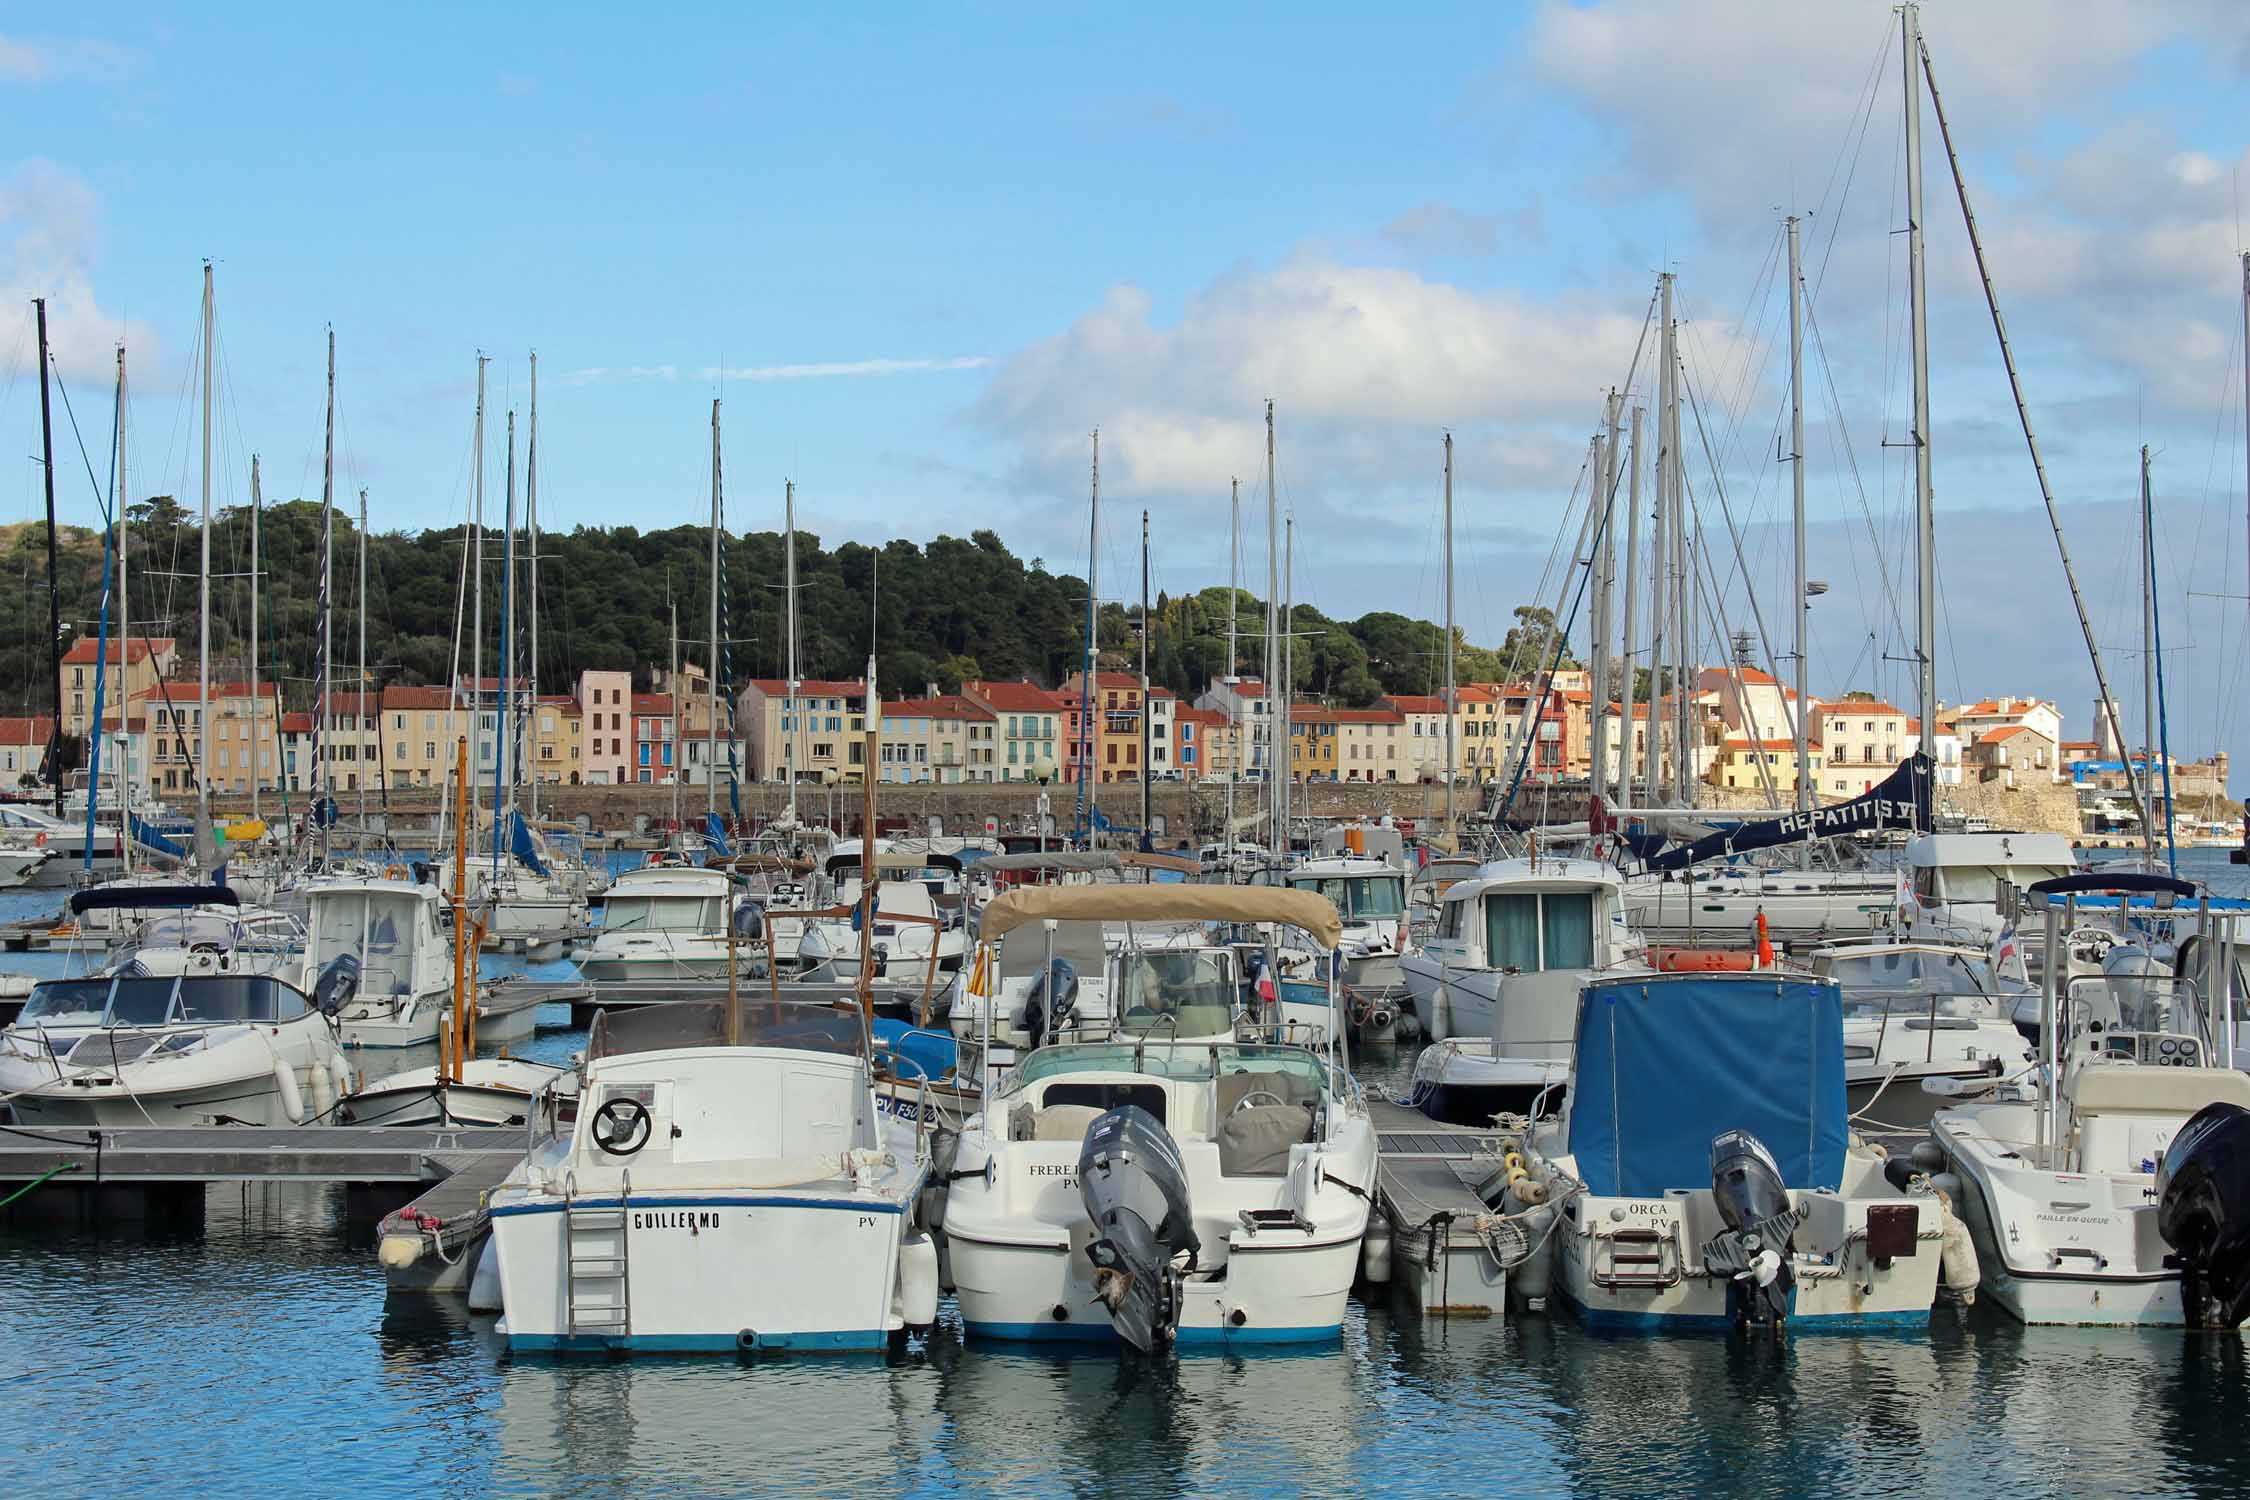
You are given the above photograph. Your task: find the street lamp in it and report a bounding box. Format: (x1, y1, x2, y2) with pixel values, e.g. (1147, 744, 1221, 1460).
(1031, 754, 1058, 854)
(821, 765, 839, 832)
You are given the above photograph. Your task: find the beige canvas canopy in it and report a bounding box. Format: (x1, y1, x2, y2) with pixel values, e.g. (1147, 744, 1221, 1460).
(1118, 851, 1202, 875)
(979, 883, 1341, 950)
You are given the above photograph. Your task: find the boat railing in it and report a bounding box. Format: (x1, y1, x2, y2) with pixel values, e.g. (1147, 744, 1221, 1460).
(1846, 986, 1990, 1063)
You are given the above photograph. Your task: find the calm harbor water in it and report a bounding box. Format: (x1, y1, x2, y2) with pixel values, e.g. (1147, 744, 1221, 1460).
(7, 847, 2250, 1496)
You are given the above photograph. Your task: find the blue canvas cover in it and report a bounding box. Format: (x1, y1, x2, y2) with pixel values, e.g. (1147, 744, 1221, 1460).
(871, 1017, 957, 1084)
(1568, 972, 1847, 1198)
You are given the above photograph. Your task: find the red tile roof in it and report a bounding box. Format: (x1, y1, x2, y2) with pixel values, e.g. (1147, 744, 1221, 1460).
(633, 694, 673, 714)
(1379, 694, 1446, 714)
(0, 715, 52, 745)
(884, 694, 994, 721)
(382, 685, 455, 710)
(964, 679, 1066, 713)
(280, 712, 314, 733)
(1815, 700, 1909, 721)
(128, 680, 276, 704)
(62, 636, 174, 665)
(1177, 707, 1229, 728)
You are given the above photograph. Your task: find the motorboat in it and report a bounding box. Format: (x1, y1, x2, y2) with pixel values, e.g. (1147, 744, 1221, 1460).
(1897, 831, 2075, 950)
(1931, 872, 2250, 1325)
(1806, 938, 2034, 1130)
(942, 884, 1376, 1350)
(301, 876, 456, 1048)
(798, 846, 970, 994)
(1282, 854, 1408, 1040)
(1618, 863, 1898, 949)
(342, 1056, 576, 1127)
(0, 837, 54, 889)
(575, 865, 747, 982)
(0, 802, 131, 885)
(1509, 968, 1954, 1330)
(1400, 858, 1640, 1124)
(485, 998, 936, 1353)
(0, 966, 355, 1127)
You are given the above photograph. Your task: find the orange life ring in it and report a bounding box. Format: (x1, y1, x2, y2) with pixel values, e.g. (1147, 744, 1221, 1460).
(1649, 946, 1755, 973)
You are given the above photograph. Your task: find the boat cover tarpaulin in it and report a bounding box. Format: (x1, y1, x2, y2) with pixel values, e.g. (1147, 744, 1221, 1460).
(1643, 754, 1931, 871)
(1569, 972, 1846, 1198)
(129, 813, 188, 860)
(509, 809, 551, 878)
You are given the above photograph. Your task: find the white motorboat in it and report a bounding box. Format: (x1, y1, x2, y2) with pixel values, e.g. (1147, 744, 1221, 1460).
(1399, 855, 1638, 1047)
(1806, 938, 2033, 1130)
(1512, 968, 1955, 1330)
(799, 846, 969, 994)
(1931, 872, 2250, 1325)
(1619, 863, 1898, 949)
(0, 968, 354, 1128)
(0, 838, 54, 889)
(1898, 830, 2075, 950)
(1282, 854, 1408, 1039)
(0, 802, 131, 885)
(301, 876, 456, 1048)
(575, 865, 746, 982)
(343, 1056, 576, 1128)
(943, 883, 1376, 1351)
(486, 998, 936, 1353)
(108, 903, 307, 980)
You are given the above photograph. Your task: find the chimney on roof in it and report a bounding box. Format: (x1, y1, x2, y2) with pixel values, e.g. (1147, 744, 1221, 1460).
(926, 680, 938, 700)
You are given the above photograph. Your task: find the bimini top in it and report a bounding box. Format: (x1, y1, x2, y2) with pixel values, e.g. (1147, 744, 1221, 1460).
(70, 884, 239, 914)
(974, 850, 1124, 875)
(980, 884, 1342, 950)
(1118, 851, 1201, 876)
(1569, 971, 1847, 1199)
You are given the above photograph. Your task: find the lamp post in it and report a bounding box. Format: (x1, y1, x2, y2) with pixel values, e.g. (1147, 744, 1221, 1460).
(821, 765, 839, 835)
(1031, 755, 1058, 855)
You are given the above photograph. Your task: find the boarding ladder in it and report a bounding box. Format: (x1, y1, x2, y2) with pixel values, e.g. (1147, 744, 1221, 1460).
(1589, 1224, 1682, 1290)
(563, 1172, 632, 1338)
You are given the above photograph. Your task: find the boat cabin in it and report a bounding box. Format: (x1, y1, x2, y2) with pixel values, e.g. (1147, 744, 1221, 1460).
(305, 879, 447, 999)
(1418, 858, 1630, 975)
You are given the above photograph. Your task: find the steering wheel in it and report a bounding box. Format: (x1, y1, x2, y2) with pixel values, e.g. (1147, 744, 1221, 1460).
(590, 1097, 653, 1156)
(1231, 1089, 1287, 1116)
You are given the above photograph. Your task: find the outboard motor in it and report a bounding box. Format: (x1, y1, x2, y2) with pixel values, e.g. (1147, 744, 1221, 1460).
(732, 901, 765, 942)
(2158, 1101, 2250, 1328)
(313, 953, 361, 1018)
(1016, 957, 1080, 1049)
(1702, 1130, 1799, 1331)
(1079, 1104, 1200, 1353)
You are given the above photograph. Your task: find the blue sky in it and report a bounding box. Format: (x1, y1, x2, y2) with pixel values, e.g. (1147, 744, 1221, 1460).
(9, 3, 2250, 759)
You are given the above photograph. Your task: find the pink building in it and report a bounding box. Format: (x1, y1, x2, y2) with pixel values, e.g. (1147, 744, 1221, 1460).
(579, 669, 633, 785)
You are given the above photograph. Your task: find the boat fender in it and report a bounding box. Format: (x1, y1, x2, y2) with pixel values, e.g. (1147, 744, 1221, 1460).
(273, 1059, 306, 1125)
(307, 1057, 336, 1119)
(1936, 1190, 1979, 1304)
(467, 1235, 505, 1312)
(329, 1056, 354, 1105)
(1360, 1214, 1393, 1284)
(377, 1233, 423, 1271)
(896, 1232, 939, 1330)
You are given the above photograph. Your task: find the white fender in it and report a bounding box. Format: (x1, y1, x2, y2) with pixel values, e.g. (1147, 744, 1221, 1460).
(329, 1055, 354, 1103)
(307, 1056, 336, 1119)
(467, 1235, 505, 1312)
(272, 1059, 306, 1124)
(895, 1232, 939, 1329)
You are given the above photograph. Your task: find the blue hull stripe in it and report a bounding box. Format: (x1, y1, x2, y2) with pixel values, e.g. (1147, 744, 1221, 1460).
(489, 1194, 902, 1219)
(510, 1329, 889, 1353)
(1568, 1299, 1933, 1333)
(966, 1321, 1340, 1347)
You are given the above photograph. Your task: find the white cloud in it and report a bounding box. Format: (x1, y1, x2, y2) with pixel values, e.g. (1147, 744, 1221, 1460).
(0, 33, 135, 84)
(703, 356, 992, 382)
(0, 159, 155, 379)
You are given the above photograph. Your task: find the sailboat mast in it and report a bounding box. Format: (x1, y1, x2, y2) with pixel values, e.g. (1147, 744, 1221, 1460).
(1225, 476, 1238, 857)
(1668, 303, 1691, 805)
(526, 351, 539, 823)
(785, 478, 800, 828)
(708, 399, 722, 823)
(1140, 509, 1151, 843)
(1590, 393, 1619, 806)
(1078, 431, 1098, 839)
(319, 328, 335, 858)
(33, 301, 60, 821)
(1617, 406, 1643, 812)
(2141, 445, 2157, 874)
(470, 356, 486, 857)
(1902, 2, 1938, 765)
(1651, 274, 1675, 803)
(669, 593, 681, 839)
(1787, 213, 1812, 816)
(249, 454, 261, 820)
(357, 487, 369, 834)
(198, 264, 213, 845)
(116, 344, 129, 836)
(496, 412, 515, 879)
(1264, 402, 1280, 850)
(1443, 432, 1456, 842)
(1282, 512, 1294, 851)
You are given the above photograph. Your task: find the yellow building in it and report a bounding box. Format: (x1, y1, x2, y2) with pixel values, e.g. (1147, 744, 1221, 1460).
(1709, 737, 1823, 796)
(61, 636, 176, 742)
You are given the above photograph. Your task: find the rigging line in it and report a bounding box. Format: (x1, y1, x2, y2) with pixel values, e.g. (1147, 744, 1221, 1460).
(1687, 519, 1782, 806)
(46, 363, 114, 519)
(1676, 352, 1788, 713)
(1801, 293, 1909, 648)
(1806, 16, 1897, 304)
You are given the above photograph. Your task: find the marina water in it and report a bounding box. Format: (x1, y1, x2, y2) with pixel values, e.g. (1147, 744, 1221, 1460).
(8, 851, 2250, 1497)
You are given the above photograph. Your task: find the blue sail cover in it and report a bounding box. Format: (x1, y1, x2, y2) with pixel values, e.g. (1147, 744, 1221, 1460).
(1644, 753, 1931, 872)
(701, 812, 731, 859)
(508, 809, 551, 878)
(1569, 972, 1847, 1198)
(130, 813, 188, 860)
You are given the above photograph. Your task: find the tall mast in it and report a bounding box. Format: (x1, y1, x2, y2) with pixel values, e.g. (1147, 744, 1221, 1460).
(785, 477, 800, 828)
(357, 487, 369, 834)
(1140, 508, 1152, 843)
(1442, 432, 1456, 843)
(33, 300, 61, 820)
(1787, 213, 1811, 816)
(116, 344, 129, 828)
(1590, 393, 1619, 805)
(1264, 402, 1280, 849)
(1668, 306, 1691, 804)
(708, 398, 722, 823)
(1651, 274, 1675, 803)
(1078, 430, 1098, 838)
(197, 265, 213, 845)
(1616, 406, 1643, 811)
(1902, 2, 1937, 765)
(2242, 252, 2250, 660)
(526, 351, 540, 823)
(470, 356, 486, 852)
(496, 412, 514, 879)
(249, 454, 261, 820)
(1282, 512, 1294, 850)
(669, 592, 681, 839)
(1225, 476, 1238, 856)
(317, 329, 335, 862)
(2141, 445, 2157, 874)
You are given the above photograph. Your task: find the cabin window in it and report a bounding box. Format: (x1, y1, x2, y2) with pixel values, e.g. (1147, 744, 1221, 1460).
(1439, 900, 1466, 941)
(1485, 894, 1541, 969)
(1542, 894, 1595, 968)
(1486, 891, 1596, 971)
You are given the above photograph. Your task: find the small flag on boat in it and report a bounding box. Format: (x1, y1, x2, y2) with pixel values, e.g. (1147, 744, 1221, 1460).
(1989, 922, 2020, 978)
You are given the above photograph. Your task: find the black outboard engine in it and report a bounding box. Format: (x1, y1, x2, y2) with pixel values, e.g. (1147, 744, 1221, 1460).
(1079, 1104, 1200, 1352)
(2158, 1101, 2250, 1328)
(1702, 1129, 1799, 1332)
(313, 953, 361, 1018)
(732, 901, 765, 942)
(1017, 957, 1080, 1049)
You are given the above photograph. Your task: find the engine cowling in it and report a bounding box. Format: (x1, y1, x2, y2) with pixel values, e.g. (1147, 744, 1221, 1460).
(2157, 1101, 2250, 1328)
(1079, 1104, 1199, 1352)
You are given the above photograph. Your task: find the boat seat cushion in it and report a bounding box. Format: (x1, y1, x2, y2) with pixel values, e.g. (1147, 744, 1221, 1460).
(1216, 1068, 1320, 1118)
(1217, 1103, 1314, 1176)
(1009, 1102, 1104, 1142)
(2068, 1064, 2250, 1117)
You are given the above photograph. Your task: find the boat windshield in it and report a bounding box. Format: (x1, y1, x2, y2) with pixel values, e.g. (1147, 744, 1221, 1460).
(1934, 863, 2070, 903)
(311, 891, 426, 996)
(1015, 1040, 1329, 1093)
(601, 896, 722, 935)
(1116, 949, 1236, 1038)
(1288, 875, 1405, 919)
(175, 976, 310, 1023)
(131, 913, 243, 950)
(1825, 949, 1995, 1020)
(587, 999, 868, 1060)
(17, 977, 118, 1028)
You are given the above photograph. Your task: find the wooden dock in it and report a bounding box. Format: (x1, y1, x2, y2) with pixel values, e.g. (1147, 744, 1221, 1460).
(1369, 1097, 1512, 1317)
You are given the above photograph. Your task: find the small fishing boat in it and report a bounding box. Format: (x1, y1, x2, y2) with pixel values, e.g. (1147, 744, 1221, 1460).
(1807, 937, 2033, 1130)
(1282, 853, 1408, 1041)
(301, 875, 457, 1048)
(574, 865, 746, 982)
(943, 884, 1375, 1351)
(486, 998, 936, 1353)
(0, 966, 355, 1128)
